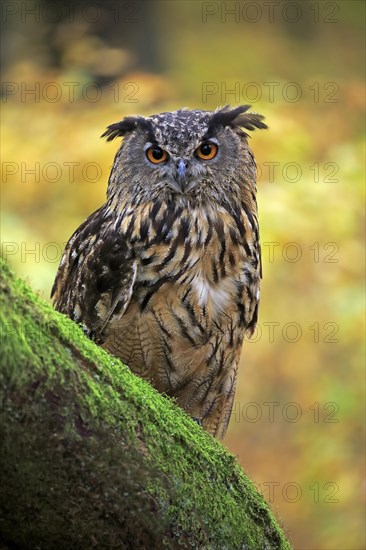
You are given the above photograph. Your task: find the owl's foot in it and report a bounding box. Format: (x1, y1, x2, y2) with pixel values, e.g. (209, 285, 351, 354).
(191, 417, 203, 427)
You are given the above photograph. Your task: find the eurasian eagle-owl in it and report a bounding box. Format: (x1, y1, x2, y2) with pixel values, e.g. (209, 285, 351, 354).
(52, 105, 267, 439)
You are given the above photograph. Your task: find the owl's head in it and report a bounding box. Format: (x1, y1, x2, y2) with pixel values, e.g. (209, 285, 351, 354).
(102, 105, 266, 206)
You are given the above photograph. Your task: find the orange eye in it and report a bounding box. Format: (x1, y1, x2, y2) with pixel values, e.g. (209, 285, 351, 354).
(196, 141, 218, 160)
(146, 145, 168, 164)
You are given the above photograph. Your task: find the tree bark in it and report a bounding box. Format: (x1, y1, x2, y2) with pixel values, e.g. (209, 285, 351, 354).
(0, 258, 291, 550)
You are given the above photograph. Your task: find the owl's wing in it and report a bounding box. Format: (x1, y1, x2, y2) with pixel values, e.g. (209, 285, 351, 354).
(51, 206, 137, 340)
(237, 200, 262, 337)
(244, 245, 261, 337)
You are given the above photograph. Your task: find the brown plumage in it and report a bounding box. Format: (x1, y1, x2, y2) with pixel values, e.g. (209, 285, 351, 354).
(52, 105, 266, 439)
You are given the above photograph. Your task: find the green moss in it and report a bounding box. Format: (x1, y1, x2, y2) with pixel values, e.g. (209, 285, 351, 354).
(0, 258, 292, 549)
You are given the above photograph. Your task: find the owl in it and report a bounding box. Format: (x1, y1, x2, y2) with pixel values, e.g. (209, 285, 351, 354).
(51, 105, 266, 439)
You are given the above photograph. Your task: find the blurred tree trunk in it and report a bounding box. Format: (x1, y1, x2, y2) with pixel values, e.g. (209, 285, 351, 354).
(0, 259, 291, 550)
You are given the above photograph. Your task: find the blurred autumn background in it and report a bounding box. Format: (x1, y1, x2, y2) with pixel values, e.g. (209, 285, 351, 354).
(1, 0, 365, 548)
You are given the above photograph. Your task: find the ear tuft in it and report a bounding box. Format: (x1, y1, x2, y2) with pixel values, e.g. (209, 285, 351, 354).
(101, 117, 140, 141)
(206, 105, 267, 137)
(233, 111, 268, 132)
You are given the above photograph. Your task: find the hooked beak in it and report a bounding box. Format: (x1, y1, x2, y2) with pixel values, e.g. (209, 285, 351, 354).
(166, 158, 198, 195)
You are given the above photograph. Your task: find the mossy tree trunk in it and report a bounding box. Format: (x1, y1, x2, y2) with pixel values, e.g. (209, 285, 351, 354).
(0, 258, 291, 550)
